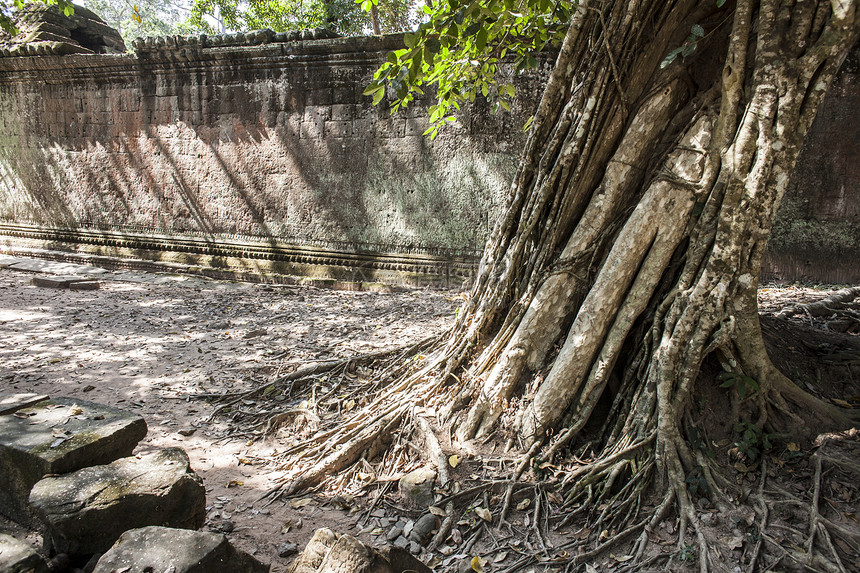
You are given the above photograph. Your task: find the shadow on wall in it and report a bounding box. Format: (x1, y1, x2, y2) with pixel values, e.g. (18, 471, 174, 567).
(0, 42, 526, 284)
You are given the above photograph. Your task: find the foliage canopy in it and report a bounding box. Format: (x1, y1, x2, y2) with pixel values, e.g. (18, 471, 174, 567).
(188, 0, 415, 36)
(363, 0, 575, 136)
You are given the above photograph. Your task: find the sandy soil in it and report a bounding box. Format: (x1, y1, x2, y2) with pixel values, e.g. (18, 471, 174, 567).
(2, 258, 858, 572)
(0, 262, 458, 570)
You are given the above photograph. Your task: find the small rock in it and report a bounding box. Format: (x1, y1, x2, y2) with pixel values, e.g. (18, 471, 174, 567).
(211, 519, 235, 534)
(402, 520, 415, 538)
(82, 385, 95, 393)
(393, 535, 409, 549)
(408, 540, 421, 555)
(244, 328, 267, 339)
(386, 525, 403, 542)
(178, 427, 196, 436)
(409, 513, 437, 543)
(277, 542, 298, 557)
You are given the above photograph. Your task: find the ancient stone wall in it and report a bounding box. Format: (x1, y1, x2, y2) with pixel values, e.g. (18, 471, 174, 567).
(0, 33, 547, 285)
(765, 48, 860, 285)
(0, 29, 856, 285)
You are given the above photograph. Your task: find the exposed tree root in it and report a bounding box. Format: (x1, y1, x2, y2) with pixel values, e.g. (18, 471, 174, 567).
(777, 286, 860, 334)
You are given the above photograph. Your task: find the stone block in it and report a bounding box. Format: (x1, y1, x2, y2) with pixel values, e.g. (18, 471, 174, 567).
(0, 398, 147, 525)
(0, 393, 49, 415)
(30, 448, 206, 555)
(0, 533, 48, 573)
(92, 526, 269, 573)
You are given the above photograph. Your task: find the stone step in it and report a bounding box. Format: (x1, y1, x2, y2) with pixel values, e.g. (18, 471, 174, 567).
(0, 397, 147, 526)
(92, 526, 269, 573)
(30, 448, 206, 555)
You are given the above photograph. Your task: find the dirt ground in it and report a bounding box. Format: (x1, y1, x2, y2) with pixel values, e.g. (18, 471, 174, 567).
(1, 258, 858, 572)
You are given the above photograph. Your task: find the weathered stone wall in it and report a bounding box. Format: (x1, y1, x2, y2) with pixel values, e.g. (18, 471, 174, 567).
(0, 34, 547, 285)
(0, 32, 856, 285)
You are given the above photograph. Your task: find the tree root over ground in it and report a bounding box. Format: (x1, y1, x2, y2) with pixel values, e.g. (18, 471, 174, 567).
(195, 338, 860, 572)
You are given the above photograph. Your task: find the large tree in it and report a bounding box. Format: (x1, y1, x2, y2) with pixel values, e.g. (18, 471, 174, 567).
(213, 0, 858, 568)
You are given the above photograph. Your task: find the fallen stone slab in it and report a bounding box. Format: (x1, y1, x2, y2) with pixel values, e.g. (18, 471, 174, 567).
(0, 393, 49, 415)
(0, 255, 23, 268)
(0, 397, 147, 525)
(30, 275, 100, 289)
(30, 448, 206, 555)
(8, 259, 108, 276)
(92, 526, 269, 573)
(0, 533, 48, 573)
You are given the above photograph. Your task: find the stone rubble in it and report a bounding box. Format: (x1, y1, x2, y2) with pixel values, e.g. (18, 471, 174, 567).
(30, 448, 206, 555)
(0, 397, 147, 526)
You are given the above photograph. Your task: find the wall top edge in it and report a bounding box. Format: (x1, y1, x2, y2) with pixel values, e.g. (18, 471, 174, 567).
(0, 32, 407, 72)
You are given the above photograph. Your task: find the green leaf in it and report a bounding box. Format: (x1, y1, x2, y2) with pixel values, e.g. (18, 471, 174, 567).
(404, 33, 417, 48)
(522, 115, 534, 132)
(743, 376, 760, 392)
(717, 0, 727, 6)
(372, 87, 385, 106)
(362, 81, 383, 96)
(476, 28, 488, 51)
(426, 36, 442, 54)
(691, 24, 705, 37)
(464, 22, 482, 36)
(660, 47, 683, 69)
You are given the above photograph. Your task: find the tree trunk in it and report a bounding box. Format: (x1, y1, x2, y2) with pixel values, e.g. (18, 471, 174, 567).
(447, 0, 858, 450)
(265, 0, 858, 567)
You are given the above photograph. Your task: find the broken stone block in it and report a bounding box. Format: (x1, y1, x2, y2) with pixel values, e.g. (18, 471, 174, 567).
(0, 393, 49, 415)
(398, 467, 436, 509)
(92, 526, 269, 573)
(0, 397, 147, 525)
(288, 528, 337, 573)
(0, 533, 48, 573)
(288, 529, 432, 573)
(30, 448, 206, 555)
